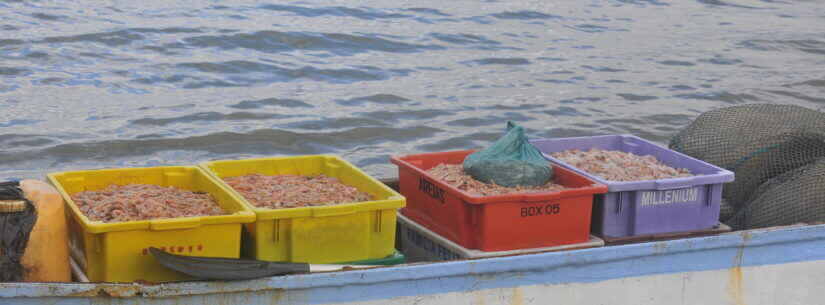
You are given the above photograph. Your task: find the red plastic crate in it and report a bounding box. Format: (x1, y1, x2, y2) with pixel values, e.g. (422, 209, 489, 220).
(390, 150, 608, 252)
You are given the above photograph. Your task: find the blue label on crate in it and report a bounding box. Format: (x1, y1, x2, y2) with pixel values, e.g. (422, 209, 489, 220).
(639, 188, 699, 206)
(404, 226, 461, 260)
(419, 177, 445, 204)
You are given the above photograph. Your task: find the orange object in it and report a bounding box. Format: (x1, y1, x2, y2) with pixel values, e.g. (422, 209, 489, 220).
(391, 150, 607, 252)
(19, 179, 71, 282)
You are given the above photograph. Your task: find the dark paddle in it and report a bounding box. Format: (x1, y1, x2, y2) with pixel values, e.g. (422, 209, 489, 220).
(149, 247, 378, 280)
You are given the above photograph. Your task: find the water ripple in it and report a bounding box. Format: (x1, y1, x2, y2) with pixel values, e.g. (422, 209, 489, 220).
(490, 11, 563, 20)
(228, 98, 313, 109)
(0, 67, 30, 76)
(658, 60, 696, 66)
(617, 93, 659, 101)
(0, 134, 56, 149)
(288, 118, 390, 130)
(461, 57, 531, 66)
(130, 111, 301, 126)
(403, 8, 452, 17)
(160, 31, 446, 56)
(40, 30, 146, 47)
(614, 0, 670, 6)
(138, 61, 405, 86)
(429, 33, 500, 45)
(336, 94, 413, 106)
(258, 4, 413, 20)
(356, 110, 452, 122)
(695, 0, 768, 9)
(739, 38, 825, 55)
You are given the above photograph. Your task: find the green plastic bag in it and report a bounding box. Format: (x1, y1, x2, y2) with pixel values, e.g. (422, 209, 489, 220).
(463, 122, 553, 187)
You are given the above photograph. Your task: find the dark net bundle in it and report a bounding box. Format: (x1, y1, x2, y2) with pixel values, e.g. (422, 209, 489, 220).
(719, 198, 734, 224)
(669, 104, 825, 222)
(0, 181, 37, 282)
(726, 158, 825, 230)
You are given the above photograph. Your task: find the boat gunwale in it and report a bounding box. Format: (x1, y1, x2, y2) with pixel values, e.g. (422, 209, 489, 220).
(2, 222, 825, 299)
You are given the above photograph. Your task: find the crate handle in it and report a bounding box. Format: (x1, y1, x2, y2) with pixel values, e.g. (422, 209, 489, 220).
(94, 235, 102, 253)
(324, 161, 342, 177)
(150, 218, 203, 231)
(312, 205, 356, 217)
(374, 210, 382, 233)
(654, 177, 695, 190)
(705, 186, 713, 207)
(273, 219, 280, 242)
(622, 136, 641, 146)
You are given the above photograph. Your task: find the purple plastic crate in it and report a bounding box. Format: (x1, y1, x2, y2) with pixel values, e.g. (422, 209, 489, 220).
(530, 134, 734, 238)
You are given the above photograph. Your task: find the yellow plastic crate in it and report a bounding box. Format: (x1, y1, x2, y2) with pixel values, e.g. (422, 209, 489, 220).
(47, 166, 255, 283)
(199, 155, 405, 263)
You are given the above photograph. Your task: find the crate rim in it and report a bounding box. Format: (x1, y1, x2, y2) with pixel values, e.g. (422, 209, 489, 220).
(531, 134, 735, 192)
(47, 165, 256, 234)
(199, 154, 405, 220)
(390, 149, 607, 204)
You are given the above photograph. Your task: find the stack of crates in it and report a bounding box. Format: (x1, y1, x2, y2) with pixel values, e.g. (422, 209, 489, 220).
(49, 155, 407, 283)
(391, 150, 608, 259)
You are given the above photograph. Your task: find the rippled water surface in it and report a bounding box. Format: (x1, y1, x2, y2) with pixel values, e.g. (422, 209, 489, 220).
(2, 0, 825, 179)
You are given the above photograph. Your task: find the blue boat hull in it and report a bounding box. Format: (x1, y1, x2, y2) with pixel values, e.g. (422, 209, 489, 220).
(1, 222, 824, 304)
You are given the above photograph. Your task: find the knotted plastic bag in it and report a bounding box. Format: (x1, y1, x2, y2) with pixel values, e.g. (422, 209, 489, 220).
(463, 121, 553, 187)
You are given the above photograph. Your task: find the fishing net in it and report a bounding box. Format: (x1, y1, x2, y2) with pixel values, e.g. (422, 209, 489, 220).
(719, 198, 734, 223)
(726, 158, 825, 230)
(669, 104, 825, 228)
(0, 181, 38, 282)
(463, 121, 552, 187)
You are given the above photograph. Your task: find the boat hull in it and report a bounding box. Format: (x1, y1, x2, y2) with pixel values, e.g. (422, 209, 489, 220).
(1, 223, 824, 305)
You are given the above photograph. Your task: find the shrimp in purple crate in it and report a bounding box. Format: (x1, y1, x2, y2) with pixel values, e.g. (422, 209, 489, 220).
(550, 148, 692, 182)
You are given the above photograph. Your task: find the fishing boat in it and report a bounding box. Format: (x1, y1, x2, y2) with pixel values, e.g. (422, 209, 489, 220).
(1, 178, 824, 305)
